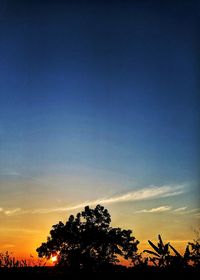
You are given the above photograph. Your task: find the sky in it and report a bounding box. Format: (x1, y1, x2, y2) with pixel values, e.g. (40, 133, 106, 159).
(0, 0, 199, 258)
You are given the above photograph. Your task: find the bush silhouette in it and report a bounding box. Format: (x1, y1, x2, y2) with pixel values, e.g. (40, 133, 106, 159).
(185, 228, 200, 267)
(36, 204, 139, 271)
(0, 251, 46, 268)
(143, 234, 200, 269)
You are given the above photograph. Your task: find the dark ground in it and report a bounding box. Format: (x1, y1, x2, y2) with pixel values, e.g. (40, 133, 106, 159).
(0, 266, 199, 280)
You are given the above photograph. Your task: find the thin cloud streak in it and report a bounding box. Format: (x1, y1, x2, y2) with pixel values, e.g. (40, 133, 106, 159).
(173, 208, 200, 216)
(2, 184, 186, 216)
(32, 184, 185, 214)
(135, 205, 172, 213)
(174, 207, 187, 212)
(0, 170, 21, 176)
(4, 208, 21, 216)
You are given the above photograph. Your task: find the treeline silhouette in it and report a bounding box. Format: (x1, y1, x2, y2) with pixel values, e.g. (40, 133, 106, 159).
(0, 205, 199, 278)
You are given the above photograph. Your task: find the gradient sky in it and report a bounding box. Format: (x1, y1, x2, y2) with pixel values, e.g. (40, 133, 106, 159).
(0, 0, 199, 258)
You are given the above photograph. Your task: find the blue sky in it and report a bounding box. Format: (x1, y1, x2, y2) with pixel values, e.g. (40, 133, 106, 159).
(0, 0, 199, 254)
(0, 0, 199, 184)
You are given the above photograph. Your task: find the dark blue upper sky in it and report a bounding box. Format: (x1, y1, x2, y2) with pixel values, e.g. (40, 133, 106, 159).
(0, 0, 199, 187)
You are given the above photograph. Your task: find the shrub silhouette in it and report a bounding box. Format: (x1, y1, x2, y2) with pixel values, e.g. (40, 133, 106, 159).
(0, 251, 46, 268)
(36, 204, 139, 271)
(144, 234, 186, 268)
(185, 228, 200, 267)
(144, 233, 200, 269)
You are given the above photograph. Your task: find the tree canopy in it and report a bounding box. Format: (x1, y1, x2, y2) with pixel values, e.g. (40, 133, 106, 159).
(36, 204, 139, 271)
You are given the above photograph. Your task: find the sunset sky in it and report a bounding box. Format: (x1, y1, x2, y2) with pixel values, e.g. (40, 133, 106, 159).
(0, 0, 199, 258)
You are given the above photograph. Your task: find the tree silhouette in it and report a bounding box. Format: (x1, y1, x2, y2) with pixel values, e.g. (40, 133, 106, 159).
(36, 204, 139, 271)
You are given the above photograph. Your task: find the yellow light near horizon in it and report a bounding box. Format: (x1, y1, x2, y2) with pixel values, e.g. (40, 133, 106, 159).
(51, 255, 58, 263)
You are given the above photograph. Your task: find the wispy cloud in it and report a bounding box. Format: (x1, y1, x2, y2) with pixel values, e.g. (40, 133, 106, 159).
(0, 170, 20, 176)
(135, 205, 172, 213)
(4, 208, 21, 216)
(136, 205, 199, 215)
(173, 208, 200, 216)
(1, 184, 186, 216)
(174, 207, 187, 212)
(184, 208, 200, 215)
(33, 184, 185, 214)
(187, 208, 200, 213)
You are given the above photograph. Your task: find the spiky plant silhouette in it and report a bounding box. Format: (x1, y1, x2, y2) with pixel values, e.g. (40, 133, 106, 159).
(144, 234, 185, 268)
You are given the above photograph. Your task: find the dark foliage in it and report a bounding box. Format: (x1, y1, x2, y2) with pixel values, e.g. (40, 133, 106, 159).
(185, 228, 200, 267)
(36, 205, 139, 271)
(144, 234, 200, 269)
